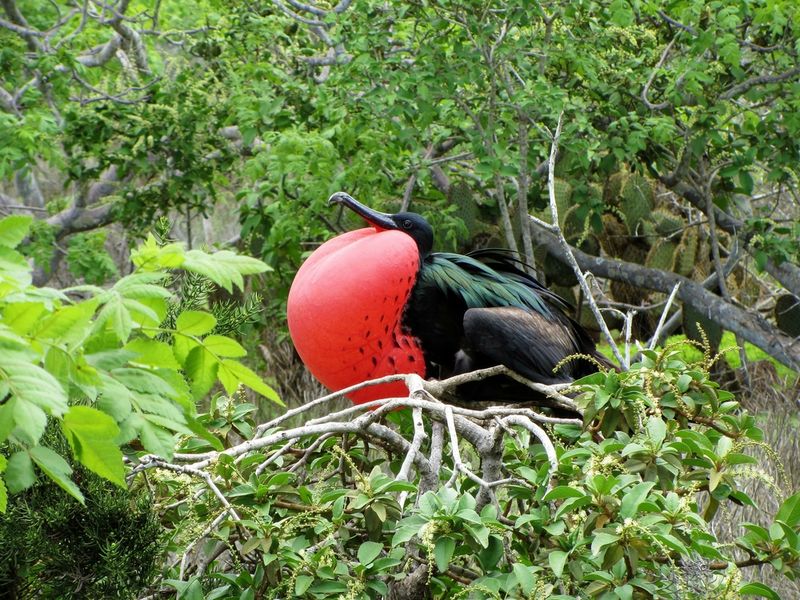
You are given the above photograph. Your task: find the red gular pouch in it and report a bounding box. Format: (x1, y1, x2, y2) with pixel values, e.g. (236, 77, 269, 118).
(288, 227, 426, 405)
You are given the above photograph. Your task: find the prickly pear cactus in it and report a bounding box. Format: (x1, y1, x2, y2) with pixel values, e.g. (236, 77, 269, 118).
(728, 266, 761, 307)
(674, 227, 699, 277)
(651, 208, 683, 237)
(603, 171, 626, 206)
(619, 174, 654, 236)
(645, 238, 678, 272)
(598, 214, 628, 258)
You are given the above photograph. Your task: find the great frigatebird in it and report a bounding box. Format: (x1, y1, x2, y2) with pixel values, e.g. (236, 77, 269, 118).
(287, 192, 612, 405)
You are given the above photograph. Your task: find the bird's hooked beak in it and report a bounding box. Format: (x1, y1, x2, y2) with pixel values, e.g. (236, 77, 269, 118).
(328, 192, 397, 231)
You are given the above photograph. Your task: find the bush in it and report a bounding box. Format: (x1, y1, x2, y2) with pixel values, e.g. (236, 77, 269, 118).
(143, 344, 800, 599)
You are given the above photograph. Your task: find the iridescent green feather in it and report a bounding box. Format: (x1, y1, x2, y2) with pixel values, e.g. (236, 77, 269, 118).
(420, 252, 555, 317)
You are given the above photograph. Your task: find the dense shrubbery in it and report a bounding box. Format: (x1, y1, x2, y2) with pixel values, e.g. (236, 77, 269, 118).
(136, 342, 799, 599)
(0, 427, 162, 599)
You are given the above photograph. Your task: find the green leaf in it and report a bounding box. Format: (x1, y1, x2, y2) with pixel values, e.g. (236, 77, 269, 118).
(357, 541, 383, 566)
(464, 523, 489, 548)
(10, 398, 47, 445)
(543, 486, 586, 501)
(307, 581, 348, 595)
(549, 550, 568, 578)
(183, 249, 269, 293)
(32, 300, 97, 344)
(295, 575, 313, 596)
(186, 346, 220, 399)
(739, 582, 780, 599)
(30, 446, 84, 504)
(178, 577, 205, 600)
(3, 358, 68, 416)
(112, 367, 181, 399)
(137, 417, 177, 459)
(0, 215, 33, 248)
(619, 482, 655, 519)
(0, 247, 30, 285)
(124, 338, 181, 370)
(0, 477, 6, 513)
(96, 372, 134, 421)
(433, 536, 456, 572)
(95, 295, 133, 341)
(776, 492, 800, 527)
(2, 302, 46, 335)
(646, 416, 666, 446)
(131, 235, 186, 270)
(5, 450, 35, 493)
(62, 406, 125, 487)
(112, 272, 172, 298)
(709, 469, 724, 492)
(203, 335, 247, 358)
(176, 310, 217, 336)
(591, 532, 620, 555)
(512, 563, 535, 595)
(391, 525, 419, 546)
(217, 359, 283, 405)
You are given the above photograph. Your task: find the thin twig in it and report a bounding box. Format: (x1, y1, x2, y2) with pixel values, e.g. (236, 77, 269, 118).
(641, 37, 676, 111)
(444, 406, 491, 490)
(541, 111, 626, 368)
(648, 282, 681, 350)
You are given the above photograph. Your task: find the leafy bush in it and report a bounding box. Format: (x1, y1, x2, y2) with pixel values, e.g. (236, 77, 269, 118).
(0, 215, 280, 510)
(140, 344, 800, 599)
(0, 428, 162, 599)
(65, 230, 119, 285)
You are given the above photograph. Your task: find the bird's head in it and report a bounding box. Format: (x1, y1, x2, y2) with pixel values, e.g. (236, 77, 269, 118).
(329, 192, 434, 256)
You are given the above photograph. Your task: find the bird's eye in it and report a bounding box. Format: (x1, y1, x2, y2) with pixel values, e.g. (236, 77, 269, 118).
(402, 219, 413, 229)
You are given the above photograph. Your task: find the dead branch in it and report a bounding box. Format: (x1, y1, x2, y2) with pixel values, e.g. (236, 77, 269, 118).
(530, 224, 800, 370)
(542, 112, 626, 368)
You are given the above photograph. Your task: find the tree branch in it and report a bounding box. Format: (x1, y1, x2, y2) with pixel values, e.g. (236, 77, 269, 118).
(641, 37, 676, 111)
(720, 66, 800, 101)
(530, 224, 800, 370)
(544, 113, 626, 367)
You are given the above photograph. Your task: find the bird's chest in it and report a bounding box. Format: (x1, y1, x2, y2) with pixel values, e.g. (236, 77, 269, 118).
(287, 229, 426, 403)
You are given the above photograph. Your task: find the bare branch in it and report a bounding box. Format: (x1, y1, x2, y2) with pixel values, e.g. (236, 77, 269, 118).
(54, 0, 90, 50)
(0, 83, 21, 116)
(286, 0, 327, 17)
(76, 35, 123, 67)
(0, 14, 43, 38)
(400, 144, 435, 212)
(641, 37, 676, 111)
(720, 66, 800, 101)
(530, 224, 800, 370)
(657, 10, 696, 34)
(445, 405, 493, 490)
(648, 283, 681, 350)
(516, 113, 534, 270)
(500, 415, 558, 487)
(0, 0, 45, 51)
(543, 112, 626, 368)
(271, 0, 325, 26)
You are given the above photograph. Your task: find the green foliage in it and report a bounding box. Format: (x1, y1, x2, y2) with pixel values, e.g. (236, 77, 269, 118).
(747, 218, 800, 271)
(145, 344, 799, 599)
(66, 230, 119, 285)
(0, 216, 279, 507)
(0, 427, 163, 599)
(19, 219, 56, 273)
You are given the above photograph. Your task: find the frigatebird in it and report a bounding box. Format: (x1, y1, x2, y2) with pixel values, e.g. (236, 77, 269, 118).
(287, 192, 611, 405)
